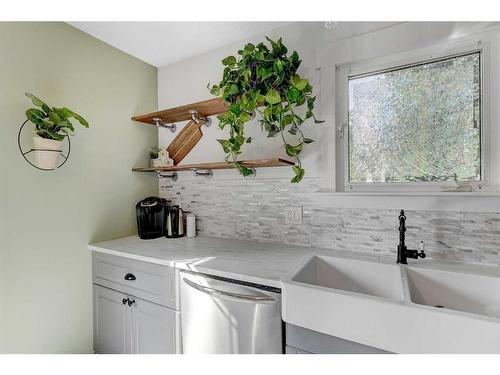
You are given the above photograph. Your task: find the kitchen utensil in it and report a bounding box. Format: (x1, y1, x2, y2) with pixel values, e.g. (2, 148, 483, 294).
(166, 205, 185, 238)
(166, 120, 204, 165)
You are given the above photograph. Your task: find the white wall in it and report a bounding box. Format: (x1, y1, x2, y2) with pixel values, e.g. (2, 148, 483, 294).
(158, 21, 500, 212)
(0, 22, 158, 353)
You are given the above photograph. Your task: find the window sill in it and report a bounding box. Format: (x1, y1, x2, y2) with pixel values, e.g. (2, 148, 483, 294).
(312, 189, 500, 212)
(315, 189, 500, 197)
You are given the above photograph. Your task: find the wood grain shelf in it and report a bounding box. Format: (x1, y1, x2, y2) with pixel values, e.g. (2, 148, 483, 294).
(132, 158, 295, 172)
(132, 98, 228, 125)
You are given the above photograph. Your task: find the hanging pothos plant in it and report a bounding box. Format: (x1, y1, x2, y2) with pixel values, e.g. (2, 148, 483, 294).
(209, 37, 323, 183)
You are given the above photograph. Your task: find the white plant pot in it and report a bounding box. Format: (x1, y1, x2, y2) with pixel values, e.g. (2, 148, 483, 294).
(33, 136, 63, 170)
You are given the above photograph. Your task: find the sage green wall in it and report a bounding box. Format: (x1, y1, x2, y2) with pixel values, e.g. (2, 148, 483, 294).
(0, 22, 158, 353)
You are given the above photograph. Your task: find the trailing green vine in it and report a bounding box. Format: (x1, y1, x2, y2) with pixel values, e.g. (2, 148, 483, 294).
(208, 37, 323, 183)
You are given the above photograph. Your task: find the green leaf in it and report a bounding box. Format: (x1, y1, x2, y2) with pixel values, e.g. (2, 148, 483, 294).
(257, 66, 273, 80)
(222, 56, 236, 66)
(41, 118, 55, 128)
(291, 166, 305, 183)
(281, 114, 294, 127)
(265, 36, 280, 53)
(41, 103, 51, 115)
(52, 107, 89, 127)
(294, 114, 304, 125)
(277, 38, 288, 55)
(303, 138, 314, 144)
(307, 96, 316, 110)
(217, 139, 231, 153)
(26, 108, 46, 126)
(25, 92, 48, 108)
(244, 43, 255, 53)
(273, 60, 284, 74)
(285, 142, 303, 157)
(48, 111, 61, 125)
(229, 103, 241, 115)
(294, 79, 308, 91)
(227, 84, 239, 96)
(265, 89, 281, 105)
(58, 119, 74, 132)
(239, 111, 251, 123)
(210, 85, 220, 96)
(286, 87, 299, 102)
(42, 128, 65, 141)
(234, 162, 254, 177)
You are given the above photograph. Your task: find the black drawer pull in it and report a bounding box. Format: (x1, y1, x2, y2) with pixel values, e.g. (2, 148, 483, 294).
(124, 273, 136, 281)
(127, 299, 136, 306)
(122, 298, 129, 305)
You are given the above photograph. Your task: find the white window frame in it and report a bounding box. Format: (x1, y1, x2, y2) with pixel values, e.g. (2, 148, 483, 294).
(335, 39, 490, 192)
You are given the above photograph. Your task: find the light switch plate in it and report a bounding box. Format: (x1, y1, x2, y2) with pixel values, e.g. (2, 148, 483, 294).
(285, 206, 303, 225)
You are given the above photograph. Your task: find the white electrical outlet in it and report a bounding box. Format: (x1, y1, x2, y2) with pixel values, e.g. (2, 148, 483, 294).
(285, 206, 303, 225)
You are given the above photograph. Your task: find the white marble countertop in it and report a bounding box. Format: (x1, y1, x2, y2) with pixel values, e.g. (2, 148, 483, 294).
(89, 235, 500, 288)
(88, 235, 382, 287)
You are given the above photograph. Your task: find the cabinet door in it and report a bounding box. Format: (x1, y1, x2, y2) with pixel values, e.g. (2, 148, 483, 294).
(130, 297, 178, 354)
(93, 285, 132, 354)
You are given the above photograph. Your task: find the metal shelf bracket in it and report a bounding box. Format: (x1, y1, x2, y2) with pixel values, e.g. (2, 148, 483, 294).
(192, 168, 213, 178)
(189, 110, 211, 127)
(152, 118, 177, 133)
(156, 171, 178, 180)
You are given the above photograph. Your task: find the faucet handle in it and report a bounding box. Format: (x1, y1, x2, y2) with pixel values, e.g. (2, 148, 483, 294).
(418, 241, 426, 258)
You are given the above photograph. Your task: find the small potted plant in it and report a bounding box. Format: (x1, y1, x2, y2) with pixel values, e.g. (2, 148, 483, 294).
(149, 146, 161, 167)
(25, 92, 89, 170)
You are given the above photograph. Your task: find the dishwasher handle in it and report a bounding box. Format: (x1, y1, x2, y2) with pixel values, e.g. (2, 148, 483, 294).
(183, 277, 275, 302)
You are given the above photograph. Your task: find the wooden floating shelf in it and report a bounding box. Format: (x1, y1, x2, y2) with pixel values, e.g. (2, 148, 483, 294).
(132, 98, 228, 125)
(132, 158, 295, 173)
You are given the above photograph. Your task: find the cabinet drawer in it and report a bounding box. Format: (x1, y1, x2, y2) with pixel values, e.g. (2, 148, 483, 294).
(93, 252, 177, 309)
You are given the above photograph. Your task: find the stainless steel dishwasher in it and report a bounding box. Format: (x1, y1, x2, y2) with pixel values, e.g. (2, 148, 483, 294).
(180, 271, 283, 354)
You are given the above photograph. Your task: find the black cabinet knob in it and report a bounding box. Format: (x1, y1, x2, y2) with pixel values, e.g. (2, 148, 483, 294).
(127, 299, 136, 307)
(122, 298, 129, 305)
(124, 273, 136, 281)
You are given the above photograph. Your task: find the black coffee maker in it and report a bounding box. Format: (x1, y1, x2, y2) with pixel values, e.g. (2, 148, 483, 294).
(136, 197, 167, 239)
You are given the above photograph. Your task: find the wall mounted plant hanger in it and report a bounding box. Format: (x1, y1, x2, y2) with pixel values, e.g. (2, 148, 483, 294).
(18, 119, 71, 171)
(19, 93, 89, 171)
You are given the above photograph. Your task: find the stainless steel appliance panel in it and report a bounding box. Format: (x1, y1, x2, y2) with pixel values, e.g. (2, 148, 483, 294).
(180, 272, 282, 354)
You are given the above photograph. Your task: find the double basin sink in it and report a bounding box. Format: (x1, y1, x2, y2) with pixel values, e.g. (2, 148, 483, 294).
(282, 255, 500, 353)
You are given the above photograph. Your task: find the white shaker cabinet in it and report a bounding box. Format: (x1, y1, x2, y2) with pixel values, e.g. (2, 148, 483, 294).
(92, 252, 181, 354)
(93, 285, 132, 354)
(131, 296, 178, 354)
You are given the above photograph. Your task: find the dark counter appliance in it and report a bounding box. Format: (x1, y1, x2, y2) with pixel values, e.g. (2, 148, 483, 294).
(166, 205, 185, 238)
(136, 197, 167, 239)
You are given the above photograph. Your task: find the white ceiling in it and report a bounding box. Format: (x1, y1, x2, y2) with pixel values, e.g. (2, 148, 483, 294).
(68, 22, 292, 67)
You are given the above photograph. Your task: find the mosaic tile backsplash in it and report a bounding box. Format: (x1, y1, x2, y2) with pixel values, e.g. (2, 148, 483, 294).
(160, 178, 500, 266)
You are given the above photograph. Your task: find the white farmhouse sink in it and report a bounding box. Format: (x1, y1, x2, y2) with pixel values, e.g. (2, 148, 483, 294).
(407, 267, 500, 319)
(291, 255, 404, 301)
(283, 254, 500, 353)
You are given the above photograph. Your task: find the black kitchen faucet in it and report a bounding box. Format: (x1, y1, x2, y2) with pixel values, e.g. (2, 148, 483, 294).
(397, 210, 426, 264)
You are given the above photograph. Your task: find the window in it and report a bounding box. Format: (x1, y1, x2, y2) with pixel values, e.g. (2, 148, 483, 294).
(346, 51, 482, 186)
